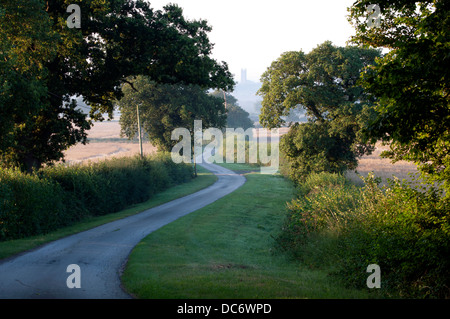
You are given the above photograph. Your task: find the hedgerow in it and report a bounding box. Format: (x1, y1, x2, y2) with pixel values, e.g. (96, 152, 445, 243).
(0, 153, 193, 241)
(277, 172, 450, 298)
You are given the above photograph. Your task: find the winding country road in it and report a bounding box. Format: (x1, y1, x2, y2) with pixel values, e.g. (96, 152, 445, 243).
(0, 153, 246, 299)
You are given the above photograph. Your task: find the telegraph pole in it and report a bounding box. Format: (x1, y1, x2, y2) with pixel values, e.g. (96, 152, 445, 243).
(223, 90, 227, 109)
(137, 103, 143, 158)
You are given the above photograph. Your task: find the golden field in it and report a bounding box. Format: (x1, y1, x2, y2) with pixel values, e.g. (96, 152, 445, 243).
(63, 121, 157, 164)
(346, 142, 419, 186)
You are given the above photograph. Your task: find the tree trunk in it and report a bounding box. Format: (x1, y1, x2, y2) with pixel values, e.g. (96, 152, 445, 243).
(23, 153, 41, 174)
(192, 144, 197, 177)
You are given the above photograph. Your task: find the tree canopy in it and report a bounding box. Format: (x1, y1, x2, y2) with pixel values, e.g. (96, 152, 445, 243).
(257, 42, 381, 182)
(348, 0, 450, 193)
(0, 0, 234, 172)
(210, 91, 254, 130)
(118, 76, 227, 152)
(0, 0, 58, 167)
(257, 41, 381, 128)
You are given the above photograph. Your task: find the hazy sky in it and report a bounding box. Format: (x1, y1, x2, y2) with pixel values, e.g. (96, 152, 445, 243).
(146, 0, 357, 82)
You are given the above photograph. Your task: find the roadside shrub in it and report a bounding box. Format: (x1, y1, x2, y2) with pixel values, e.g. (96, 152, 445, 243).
(0, 168, 65, 240)
(338, 175, 450, 298)
(279, 121, 368, 185)
(276, 172, 360, 262)
(277, 172, 450, 298)
(0, 153, 193, 241)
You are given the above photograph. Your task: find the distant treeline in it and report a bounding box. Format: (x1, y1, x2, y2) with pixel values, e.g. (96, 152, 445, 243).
(0, 153, 193, 241)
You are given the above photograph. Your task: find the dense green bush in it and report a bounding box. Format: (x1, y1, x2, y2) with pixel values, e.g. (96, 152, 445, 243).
(0, 153, 193, 241)
(0, 169, 66, 239)
(279, 121, 372, 185)
(277, 172, 450, 298)
(276, 172, 360, 263)
(340, 175, 450, 298)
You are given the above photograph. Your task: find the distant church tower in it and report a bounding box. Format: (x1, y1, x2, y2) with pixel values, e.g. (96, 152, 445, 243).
(241, 68, 247, 83)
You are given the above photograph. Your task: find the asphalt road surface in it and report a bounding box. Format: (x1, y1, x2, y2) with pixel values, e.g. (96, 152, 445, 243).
(0, 153, 246, 299)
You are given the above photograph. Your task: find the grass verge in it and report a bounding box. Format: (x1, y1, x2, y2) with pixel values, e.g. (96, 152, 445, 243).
(0, 165, 217, 260)
(121, 163, 374, 298)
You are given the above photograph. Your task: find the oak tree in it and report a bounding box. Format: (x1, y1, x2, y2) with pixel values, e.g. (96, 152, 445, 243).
(348, 0, 450, 193)
(257, 42, 380, 181)
(0, 0, 234, 172)
(118, 76, 227, 152)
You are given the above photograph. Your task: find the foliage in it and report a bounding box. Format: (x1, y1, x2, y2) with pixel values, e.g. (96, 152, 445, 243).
(0, 0, 234, 172)
(279, 99, 375, 183)
(225, 104, 254, 130)
(0, 154, 193, 241)
(277, 172, 450, 298)
(0, 168, 65, 240)
(347, 0, 450, 196)
(282, 108, 306, 124)
(257, 41, 381, 128)
(117, 76, 227, 152)
(0, 0, 58, 168)
(210, 91, 254, 129)
(258, 42, 380, 182)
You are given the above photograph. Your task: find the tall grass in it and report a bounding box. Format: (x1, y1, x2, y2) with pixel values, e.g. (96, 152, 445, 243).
(0, 153, 193, 241)
(277, 172, 450, 298)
